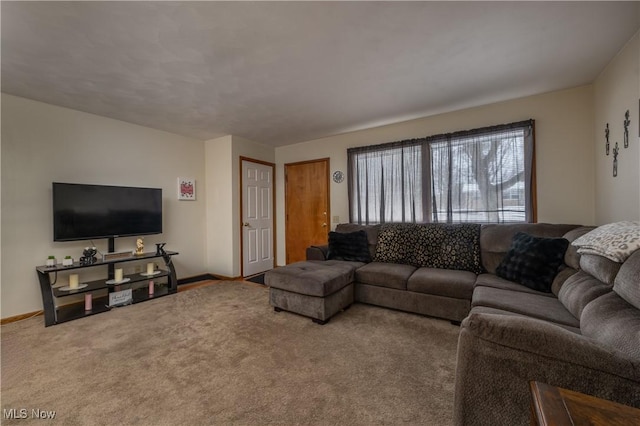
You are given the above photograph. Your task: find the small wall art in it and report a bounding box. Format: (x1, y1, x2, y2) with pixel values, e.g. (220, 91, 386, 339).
(623, 109, 630, 148)
(605, 123, 610, 155)
(177, 177, 196, 200)
(613, 142, 619, 177)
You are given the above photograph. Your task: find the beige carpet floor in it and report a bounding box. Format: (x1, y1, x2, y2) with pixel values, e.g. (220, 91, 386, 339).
(1, 282, 459, 425)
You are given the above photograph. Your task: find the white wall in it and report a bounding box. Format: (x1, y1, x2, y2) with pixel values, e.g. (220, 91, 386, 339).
(204, 135, 234, 276)
(204, 135, 275, 277)
(275, 85, 596, 265)
(594, 31, 640, 224)
(1, 94, 208, 318)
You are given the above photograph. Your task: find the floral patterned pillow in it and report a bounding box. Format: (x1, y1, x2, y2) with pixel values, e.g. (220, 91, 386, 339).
(374, 223, 482, 273)
(413, 223, 483, 274)
(374, 224, 420, 265)
(572, 221, 640, 263)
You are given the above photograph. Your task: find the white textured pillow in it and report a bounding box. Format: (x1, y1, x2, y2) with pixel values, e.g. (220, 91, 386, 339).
(572, 221, 640, 263)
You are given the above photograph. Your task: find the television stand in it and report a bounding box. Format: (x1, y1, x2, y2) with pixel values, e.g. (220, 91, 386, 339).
(35, 250, 178, 327)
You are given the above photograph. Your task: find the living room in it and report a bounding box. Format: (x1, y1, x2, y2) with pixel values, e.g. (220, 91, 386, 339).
(2, 2, 639, 424)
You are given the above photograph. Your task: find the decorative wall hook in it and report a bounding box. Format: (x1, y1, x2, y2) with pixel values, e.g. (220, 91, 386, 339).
(605, 123, 610, 155)
(623, 110, 630, 148)
(613, 142, 619, 177)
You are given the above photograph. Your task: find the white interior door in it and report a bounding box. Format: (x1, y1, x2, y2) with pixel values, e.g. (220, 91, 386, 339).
(242, 160, 274, 277)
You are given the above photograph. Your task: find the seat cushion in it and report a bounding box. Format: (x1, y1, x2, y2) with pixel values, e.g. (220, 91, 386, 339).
(469, 306, 582, 334)
(407, 268, 475, 299)
(475, 273, 555, 297)
(355, 262, 416, 290)
(265, 260, 360, 297)
(472, 286, 580, 327)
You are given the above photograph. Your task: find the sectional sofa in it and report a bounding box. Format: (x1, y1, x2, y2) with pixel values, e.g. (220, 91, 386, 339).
(266, 222, 640, 425)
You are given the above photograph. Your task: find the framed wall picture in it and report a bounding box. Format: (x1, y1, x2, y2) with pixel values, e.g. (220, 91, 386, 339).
(177, 177, 196, 200)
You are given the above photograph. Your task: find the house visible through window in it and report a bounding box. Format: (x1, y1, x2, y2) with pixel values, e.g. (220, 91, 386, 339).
(348, 120, 535, 224)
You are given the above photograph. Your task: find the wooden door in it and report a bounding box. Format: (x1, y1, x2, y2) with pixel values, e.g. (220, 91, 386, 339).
(285, 158, 330, 264)
(241, 159, 275, 277)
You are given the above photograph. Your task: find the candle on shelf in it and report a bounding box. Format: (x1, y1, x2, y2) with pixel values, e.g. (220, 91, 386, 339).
(114, 268, 123, 282)
(84, 293, 92, 311)
(69, 274, 79, 289)
(146, 262, 155, 275)
(149, 280, 154, 295)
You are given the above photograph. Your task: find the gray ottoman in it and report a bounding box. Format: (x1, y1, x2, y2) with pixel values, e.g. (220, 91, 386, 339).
(265, 260, 361, 324)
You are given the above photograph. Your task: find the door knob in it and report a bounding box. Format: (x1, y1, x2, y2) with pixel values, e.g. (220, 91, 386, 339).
(321, 223, 327, 227)
(243, 222, 250, 227)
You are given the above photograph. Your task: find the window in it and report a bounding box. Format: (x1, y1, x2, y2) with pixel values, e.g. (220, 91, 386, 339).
(348, 120, 535, 224)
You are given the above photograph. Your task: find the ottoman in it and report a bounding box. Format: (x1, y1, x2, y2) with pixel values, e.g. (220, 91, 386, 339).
(265, 260, 362, 324)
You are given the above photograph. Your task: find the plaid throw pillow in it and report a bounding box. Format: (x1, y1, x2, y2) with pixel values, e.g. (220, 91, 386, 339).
(496, 232, 569, 292)
(327, 230, 372, 263)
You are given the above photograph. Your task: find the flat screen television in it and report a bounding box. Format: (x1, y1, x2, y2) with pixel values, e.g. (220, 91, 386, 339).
(53, 182, 163, 242)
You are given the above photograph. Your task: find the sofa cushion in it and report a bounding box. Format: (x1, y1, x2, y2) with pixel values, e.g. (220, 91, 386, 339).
(327, 230, 372, 263)
(562, 226, 595, 270)
(469, 306, 582, 334)
(474, 273, 555, 297)
(579, 254, 621, 286)
(495, 232, 569, 293)
(472, 286, 580, 327)
(613, 249, 640, 310)
(581, 292, 640, 360)
(480, 223, 580, 273)
(407, 268, 476, 299)
(550, 265, 579, 297)
(413, 223, 482, 273)
(572, 221, 640, 263)
(557, 270, 612, 320)
(355, 262, 416, 290)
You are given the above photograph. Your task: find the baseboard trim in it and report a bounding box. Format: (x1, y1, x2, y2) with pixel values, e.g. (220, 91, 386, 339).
(178, 274, 221, 285)
(1, 310, 43, 325)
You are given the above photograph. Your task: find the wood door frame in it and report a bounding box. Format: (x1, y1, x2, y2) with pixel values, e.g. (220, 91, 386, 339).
(284, 157, 331, 264)
(239, 156, 276, 277)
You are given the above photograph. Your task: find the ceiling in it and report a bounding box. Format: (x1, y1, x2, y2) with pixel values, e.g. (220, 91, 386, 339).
(2, 2, 639, 147)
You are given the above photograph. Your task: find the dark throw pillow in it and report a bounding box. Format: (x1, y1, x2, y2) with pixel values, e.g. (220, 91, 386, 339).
(327, 230, 372, 263)
(374, 224, 420, 265)
(496, 232, 570, 293)
(413, 223, 483, 274)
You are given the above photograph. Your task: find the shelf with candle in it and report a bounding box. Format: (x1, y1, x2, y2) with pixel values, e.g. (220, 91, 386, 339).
(52, 269, 171, 297)
(36, 249, 179, 327)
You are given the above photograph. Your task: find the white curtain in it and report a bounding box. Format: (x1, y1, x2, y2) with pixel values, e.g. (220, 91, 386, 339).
(348, 120, 534, 224)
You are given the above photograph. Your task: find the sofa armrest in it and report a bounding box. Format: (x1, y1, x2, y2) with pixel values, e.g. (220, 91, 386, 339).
(453, 313, 640, 426)
(306, 245, 329, 261)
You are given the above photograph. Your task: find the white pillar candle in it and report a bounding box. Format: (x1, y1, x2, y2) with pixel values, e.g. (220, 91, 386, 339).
(84, 293, 92, 311)
(114, 268, 123, 282)
(69, 274, 79, 289)
(146, 263, 155, 275)
(149, 280, 154, 295)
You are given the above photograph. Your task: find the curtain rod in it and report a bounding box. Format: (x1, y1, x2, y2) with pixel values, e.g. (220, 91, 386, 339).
(348, 119, 534, 154)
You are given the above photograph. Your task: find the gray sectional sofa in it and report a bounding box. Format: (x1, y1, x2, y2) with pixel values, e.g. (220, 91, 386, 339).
(267, 222, 640, 425)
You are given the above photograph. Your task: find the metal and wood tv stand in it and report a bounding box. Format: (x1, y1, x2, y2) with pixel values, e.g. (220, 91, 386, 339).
(35, 250, 178, 327)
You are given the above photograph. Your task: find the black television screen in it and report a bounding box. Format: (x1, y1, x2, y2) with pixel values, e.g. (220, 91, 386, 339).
(53, 182, 163, 241)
